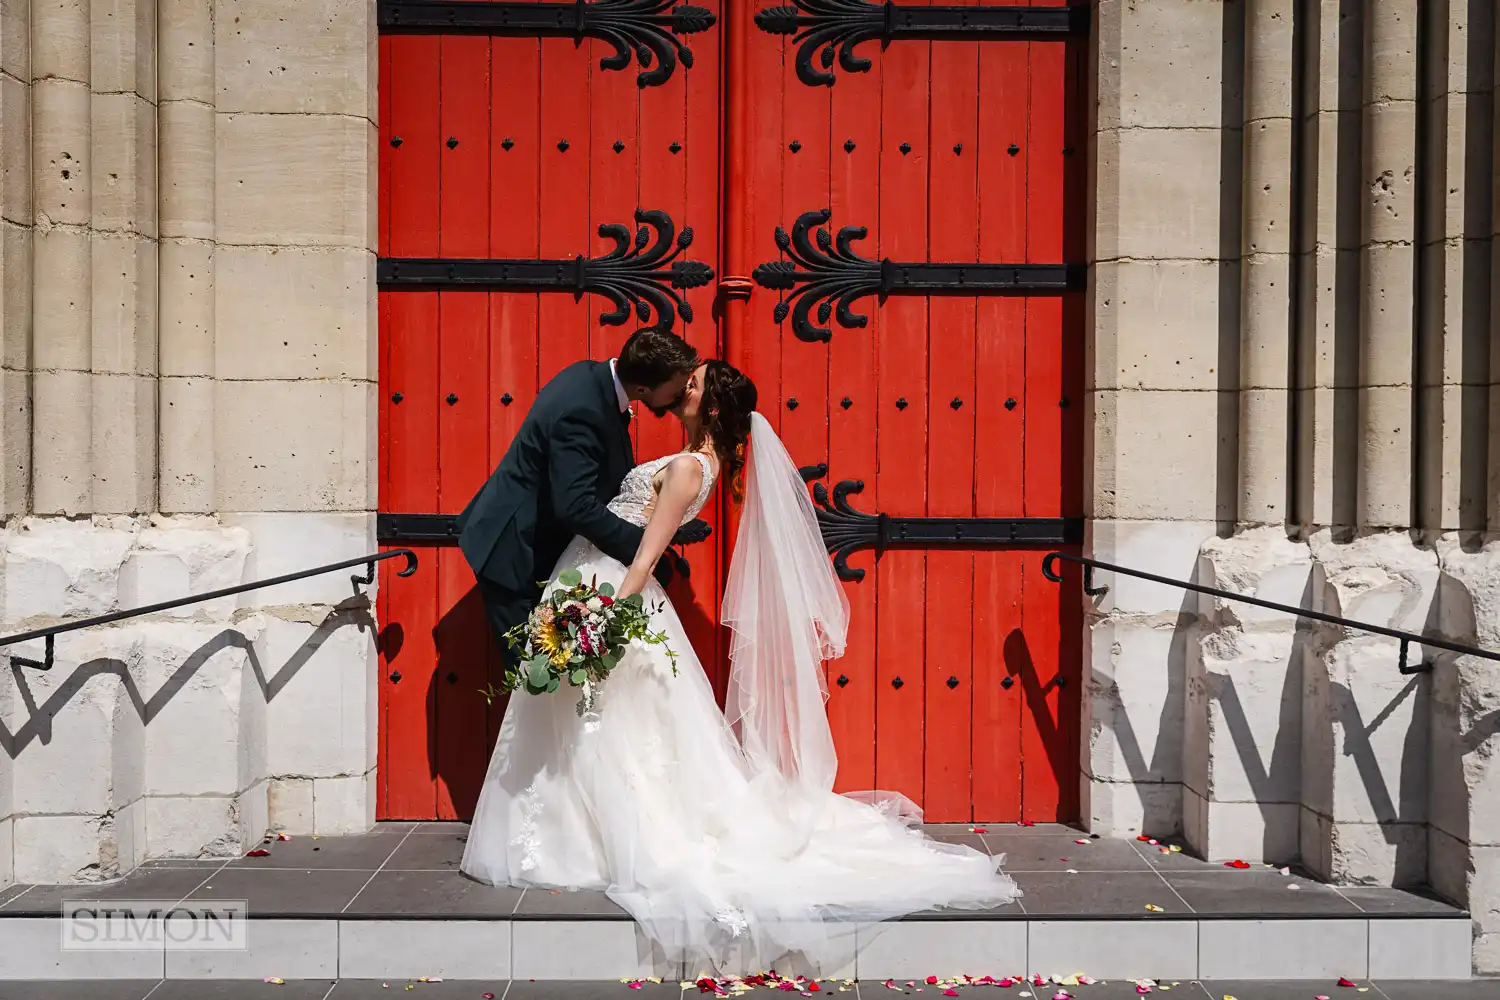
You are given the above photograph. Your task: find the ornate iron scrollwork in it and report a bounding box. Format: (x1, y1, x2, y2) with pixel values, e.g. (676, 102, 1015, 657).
(753, 209, 1085, 342)
(754, 0, 1086, 87)
(379, 209, 714, 334)
(811, 479, 1084, 583)
(378, 0, 716, 88)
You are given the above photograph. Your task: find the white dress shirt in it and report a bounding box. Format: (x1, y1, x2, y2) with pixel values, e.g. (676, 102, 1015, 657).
(608, 359, 631, 414)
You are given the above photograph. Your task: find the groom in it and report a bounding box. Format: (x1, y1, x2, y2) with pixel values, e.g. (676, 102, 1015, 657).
(455, 328, 708, 659)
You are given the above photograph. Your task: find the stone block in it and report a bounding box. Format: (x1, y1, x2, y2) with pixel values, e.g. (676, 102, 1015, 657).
(1093, 389, 1223, 521)
(215, 0, 375, 118)
(137, 622, 254, 796)
(1095, 127, 1225, 261)
(1244, 0, 1294, 123)
(1362, 101, 1419, 247)
(157, 101, 214, 241)
(237, 778, 269, 848)
(1186, 795, 1299, 864)
(158, 375, 215, 512)
(1237, 389, 1289, 526)
(1427, 824, 1469, 910)
(1328, 818, 1428, 887)
(0, 368, 29, 516)
(215, 380, 375, 512)
(30, 369, 93, 515)
(1366, 0, 1419, 104)
(1241, 253, 1292, 384)
(0, 815, 12, 885)
(312, 770, 374, 835)
(123, 517, 253, 618)
(90, 230, 158, 374)
(144, 794, 244, 858)
(0, 0, 30, 81)
(115, 796, 147, 871)
(1360, 244, 1417, 385)
(261, 616, 377, 778)
(31, 79, 91, 226)
(158, 0, 214, 103)
(216, 113, 374, 249)
(158, 239, 214, 374)
(1243, 118, 1293, 256)
(30, 0, 90, 82)
(90, 374, 155, 517)
(13, 814, 109, 883)
(90, 0, 156, 100)
(1, 220, 31, 366)
(268, 775, 314, 834)
(225, 512, 375, 606)
(1198, 527, 1314, 626)
(1092, 259, 1225, 391)
(1095, 0, 1226, 131)
(215, 245, 375, 380)
(1, 73, 30, 225)
(31, 225, 92, 370)
(3, 517, 135, 621)
(1087, 619, 1187, 784)
(1085, 777, 1180, 839)
(1193, 628, 1304, 804)
(90, 92, 157, 236)
(1086, 519, 1218, 615)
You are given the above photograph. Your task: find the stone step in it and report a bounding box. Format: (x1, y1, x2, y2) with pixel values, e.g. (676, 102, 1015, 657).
(0, 980, 1492, 1000)
(0, 823, 1473, 982)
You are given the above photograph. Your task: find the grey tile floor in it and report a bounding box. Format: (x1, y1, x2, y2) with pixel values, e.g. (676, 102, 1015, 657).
(0, 823, 1463, 922)
(0, 980, 1495, 1000)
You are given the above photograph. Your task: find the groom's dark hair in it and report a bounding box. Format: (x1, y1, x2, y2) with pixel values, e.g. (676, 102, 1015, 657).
(615, 329, 700, 388)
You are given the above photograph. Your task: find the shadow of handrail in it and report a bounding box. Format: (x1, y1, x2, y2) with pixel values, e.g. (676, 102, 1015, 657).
(1041, 551, 1500, 673)
(0, 549, 419, 671)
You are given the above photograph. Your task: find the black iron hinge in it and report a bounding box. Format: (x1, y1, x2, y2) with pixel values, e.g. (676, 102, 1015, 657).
(378, 209, 713, 334)
(809, 479, 1083, 582)
(378, 0, 716, 88)
(756, 1, 1087, 87)
(754, 209, 1085, 341)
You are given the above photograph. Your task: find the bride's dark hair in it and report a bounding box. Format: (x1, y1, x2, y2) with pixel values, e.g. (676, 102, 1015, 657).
(700, 360, 758, 502)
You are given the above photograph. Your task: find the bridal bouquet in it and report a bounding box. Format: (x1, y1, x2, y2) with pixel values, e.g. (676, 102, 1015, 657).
(485, 569, 677, 716)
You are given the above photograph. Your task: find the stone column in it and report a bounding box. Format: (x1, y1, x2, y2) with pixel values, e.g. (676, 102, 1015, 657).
(0, 0, 32, 515)
(157, 0, 215, 512)
(91, 0, 159, 513)
(213, 0, 379, 835)
(1086, 0, 1231, 837)
(31, 0, 95, 514)
(1238, 0, 1294, 527)
(1356, 1, 1419, 529)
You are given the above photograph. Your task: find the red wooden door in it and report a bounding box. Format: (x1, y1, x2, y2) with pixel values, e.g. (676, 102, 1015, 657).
(376, 0, 1086, 823)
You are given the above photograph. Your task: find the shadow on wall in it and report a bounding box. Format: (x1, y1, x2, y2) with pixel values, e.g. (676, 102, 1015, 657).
(0, 595, 375, 760)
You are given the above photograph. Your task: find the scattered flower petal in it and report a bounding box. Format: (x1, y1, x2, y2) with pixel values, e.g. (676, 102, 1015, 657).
(277, 833, 292, 841)
(1145, 904, 1165, 912)
(263, 978, 284, 985)
(1337, 979, 1357, 988)
(1287, 884, 1301, 890)
(1169, 845, 1183, 853)
(971, 827, 988, 834)
(246, 849, 270, 857)
(1278, 867, 1291, 875)
(1075, 840, 1089, 845)
(1224, 860, 1250, 869)
(1019, 821, 1035, 827)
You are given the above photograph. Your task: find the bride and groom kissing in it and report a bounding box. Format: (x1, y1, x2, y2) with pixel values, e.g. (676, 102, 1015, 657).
(453, 328, 1019, 975)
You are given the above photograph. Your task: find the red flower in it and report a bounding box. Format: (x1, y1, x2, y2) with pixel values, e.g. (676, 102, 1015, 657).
(599, 595, 615, 607)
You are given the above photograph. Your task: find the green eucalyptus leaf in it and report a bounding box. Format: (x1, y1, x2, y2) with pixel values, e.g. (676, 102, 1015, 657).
(569, 668, 588, 686)
(558, 569, 583, 588)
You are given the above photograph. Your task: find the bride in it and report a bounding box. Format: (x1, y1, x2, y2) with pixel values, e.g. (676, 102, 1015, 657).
(461, 359, 1020, 974)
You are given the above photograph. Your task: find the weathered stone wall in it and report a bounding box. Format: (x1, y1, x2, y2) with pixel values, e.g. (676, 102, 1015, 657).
(0, 0, 378, 884)
(1086, 0, 1500, 973)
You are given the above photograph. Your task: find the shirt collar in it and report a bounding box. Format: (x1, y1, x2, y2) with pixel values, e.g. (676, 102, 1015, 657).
(608, 359, 631, 414)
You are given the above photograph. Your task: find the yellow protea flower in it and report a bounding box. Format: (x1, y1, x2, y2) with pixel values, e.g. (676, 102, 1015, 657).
(534, 620, 566, 662)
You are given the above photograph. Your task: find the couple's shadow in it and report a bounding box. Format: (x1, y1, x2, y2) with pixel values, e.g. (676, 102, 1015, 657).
(385, 561, 720, 821)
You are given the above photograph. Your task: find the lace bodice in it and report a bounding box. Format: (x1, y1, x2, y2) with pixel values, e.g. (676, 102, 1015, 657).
(607, 452, 717, 527)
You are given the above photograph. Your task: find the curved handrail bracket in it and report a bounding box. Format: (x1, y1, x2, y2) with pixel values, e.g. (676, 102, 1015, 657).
(1041, 551, 1500, 675)
(1, 549, 420, 672)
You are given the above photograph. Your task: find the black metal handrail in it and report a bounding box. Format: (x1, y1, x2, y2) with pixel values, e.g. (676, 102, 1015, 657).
(1042, 551, 1500, 675)
(0, 549, 419, 672)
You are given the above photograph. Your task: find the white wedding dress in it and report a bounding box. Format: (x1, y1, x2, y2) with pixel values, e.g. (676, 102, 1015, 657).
(461, 421, 1020, 976)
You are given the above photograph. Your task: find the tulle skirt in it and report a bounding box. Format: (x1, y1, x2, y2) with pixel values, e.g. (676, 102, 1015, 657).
(460, 537, 1021, 976)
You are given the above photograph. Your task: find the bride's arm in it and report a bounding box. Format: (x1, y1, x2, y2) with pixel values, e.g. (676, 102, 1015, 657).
(617, 456, 704, 599)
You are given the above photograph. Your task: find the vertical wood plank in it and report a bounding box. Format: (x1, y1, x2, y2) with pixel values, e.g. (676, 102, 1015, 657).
(825, 27, 882, 795)
(381, 34, 442, 819)
(873, 19, 931, 807)
(923, 19, 980, 823)
(972, 21, 1031, 823)
(538, 39, 592, 381)
(485, 33, 543, 750)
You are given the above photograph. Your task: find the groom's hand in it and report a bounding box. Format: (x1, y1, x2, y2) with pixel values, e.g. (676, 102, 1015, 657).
(671, 519, 712, 546)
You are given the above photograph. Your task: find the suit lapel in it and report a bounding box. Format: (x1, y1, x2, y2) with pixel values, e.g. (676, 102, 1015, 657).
(589, 361, 634, 477)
